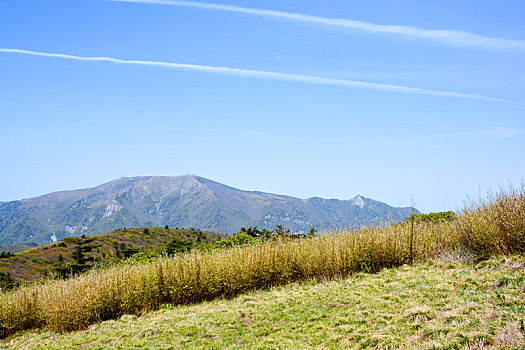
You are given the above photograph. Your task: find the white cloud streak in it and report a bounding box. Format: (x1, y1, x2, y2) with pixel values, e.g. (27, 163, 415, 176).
(0, 48, 520, 104)
(109, 0, 525, 51)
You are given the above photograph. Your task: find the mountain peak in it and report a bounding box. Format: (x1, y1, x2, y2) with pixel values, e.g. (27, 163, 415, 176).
(0, 176, 417, 245)
(351, 194, 366, 208)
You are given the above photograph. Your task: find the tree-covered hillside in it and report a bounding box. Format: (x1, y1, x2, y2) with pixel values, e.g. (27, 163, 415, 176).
(0, 226, 224, 282)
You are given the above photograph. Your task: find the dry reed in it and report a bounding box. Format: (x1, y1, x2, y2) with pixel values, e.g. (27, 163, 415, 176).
(456, 185, 525, 255)
(0, 186, 523, 338)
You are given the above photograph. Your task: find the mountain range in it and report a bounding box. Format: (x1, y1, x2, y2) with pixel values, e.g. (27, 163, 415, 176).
(0, 175, 418, 245)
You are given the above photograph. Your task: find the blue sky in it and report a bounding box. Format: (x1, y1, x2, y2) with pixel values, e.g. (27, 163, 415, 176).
(0, 0, 524, 213)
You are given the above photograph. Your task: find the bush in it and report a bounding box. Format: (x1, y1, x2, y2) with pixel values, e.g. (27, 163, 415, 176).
(456, 185, 525, 255)
(165, 239, 194, 255)
(0, 251, 14, 259)
(121, 247, 140, 259)
(404, 211, 457, 223)
(0, 272, 15, 291)
(125, 250, 161, 263)
(214, 232, 257, 248)
(53, 262, 88, 279)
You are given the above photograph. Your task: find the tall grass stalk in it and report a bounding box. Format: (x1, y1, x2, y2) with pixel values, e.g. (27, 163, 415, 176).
(1, 186, 523, 338)
(456, 184, 525, 255)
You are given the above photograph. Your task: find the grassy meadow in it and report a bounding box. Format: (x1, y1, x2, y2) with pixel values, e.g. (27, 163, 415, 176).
(3, 254, 524, 349)
(0, 186, 524, 344)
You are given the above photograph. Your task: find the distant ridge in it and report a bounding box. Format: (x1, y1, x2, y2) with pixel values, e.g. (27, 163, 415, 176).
(0, 175, 418, 245)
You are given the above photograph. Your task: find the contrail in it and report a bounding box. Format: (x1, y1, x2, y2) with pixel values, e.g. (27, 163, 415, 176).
(0, 48, 520, 104)
(108, 0, 525, 51)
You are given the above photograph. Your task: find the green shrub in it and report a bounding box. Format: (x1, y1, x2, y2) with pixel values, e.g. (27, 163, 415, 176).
(0, 251, 14, 259)
(165, 239, 194, 255)
(404, 211, 457, 223)
(0, 273, 15, 291)
(214, 232, 257, 248)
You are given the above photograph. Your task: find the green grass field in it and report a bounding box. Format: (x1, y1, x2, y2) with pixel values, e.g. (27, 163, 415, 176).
(2, 254, 524, 349)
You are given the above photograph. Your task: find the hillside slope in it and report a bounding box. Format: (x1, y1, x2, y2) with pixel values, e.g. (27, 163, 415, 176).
(0, 242, 37, 254)
(0, 175, 417, 245)
(0, 227, 223, 282)
(3, 255, 524, 349)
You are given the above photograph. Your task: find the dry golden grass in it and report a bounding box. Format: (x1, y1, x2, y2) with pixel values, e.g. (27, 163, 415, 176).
(456, 185, 525, 255)
(4, 255, 524, 349)
(0, 186, 523, 339)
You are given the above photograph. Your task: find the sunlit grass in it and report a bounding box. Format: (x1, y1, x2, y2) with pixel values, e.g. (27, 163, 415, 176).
(0, 186, 523, 338)
(3, 255, 524, 349)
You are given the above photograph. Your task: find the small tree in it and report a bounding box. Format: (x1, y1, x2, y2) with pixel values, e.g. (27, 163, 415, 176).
(215, 232, 256, 248)
(240, 226, 262, 238)
(274, 224, 290, 238)
(260, 229, 274, 240)
(113, 241, 121, 258)
(70, 236, 98, 266)
(165, 239, 194, 255)
(0, 251, 14, 259)
(307, 227, 318, 238)
(55, 236, 100, 278)
(0, 272, 15, 291)
(121, 246, 140, 259)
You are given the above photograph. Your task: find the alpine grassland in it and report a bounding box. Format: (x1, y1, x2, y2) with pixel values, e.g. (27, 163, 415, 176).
(1, 186, 524, 345)
(3, 255, 524, 349)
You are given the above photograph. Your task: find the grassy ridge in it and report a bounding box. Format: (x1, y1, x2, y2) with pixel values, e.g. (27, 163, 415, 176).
(0, 243, 38, 254)
(0, 227, 224, 282)
(0, 186, 524, 339)
(3, 255, 524, 349)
